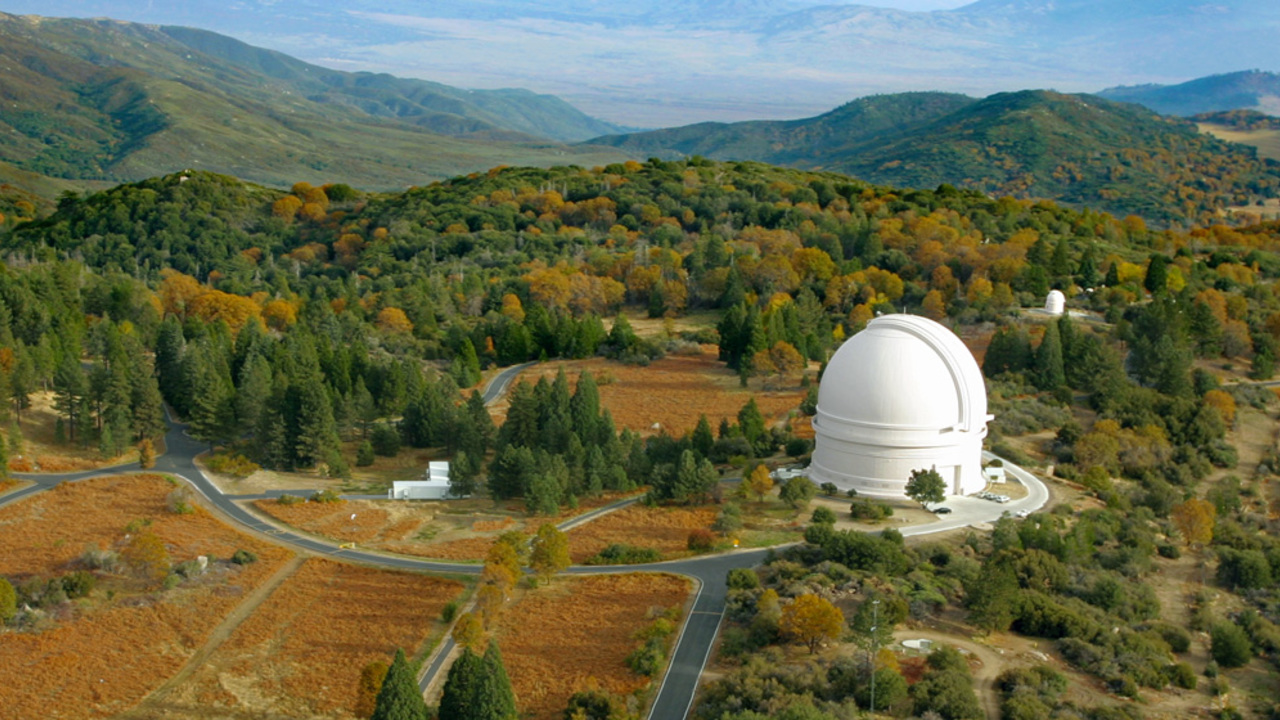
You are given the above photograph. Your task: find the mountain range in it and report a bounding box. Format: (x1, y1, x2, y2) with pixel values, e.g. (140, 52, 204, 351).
(4, 0, 1277, 126)
(0, 13, 627, 190)
(590, 90, 1280, 222)
(1099, 70, 1280, 117)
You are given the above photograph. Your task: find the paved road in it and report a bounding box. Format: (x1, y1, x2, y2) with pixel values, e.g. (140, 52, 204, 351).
(3, 391, 1051, 720)
(482, 362, 535, 405)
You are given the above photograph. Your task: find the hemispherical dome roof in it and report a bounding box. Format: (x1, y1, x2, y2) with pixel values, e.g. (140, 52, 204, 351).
(1045, 289, 1066, 315)
(817, 314, 987, 433)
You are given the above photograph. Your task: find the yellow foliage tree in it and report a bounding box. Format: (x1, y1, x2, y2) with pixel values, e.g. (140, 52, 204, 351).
(1204, 389, 1237, 426)
(158, 269, 208, 317)
(353, 661, 388, 719)
(746, 465, 774, 502)
(376, 307, 414, 334)
(188, 290, 262, 334)
(272, 195, 303, 220)
(451, 611, 485, 652)
(122, 531, 170, 585)
(138, 438, 155, 469)
(780, 593, 845, 653)
(1172, 498, 1217, 548)
(530, 523, 570, 584)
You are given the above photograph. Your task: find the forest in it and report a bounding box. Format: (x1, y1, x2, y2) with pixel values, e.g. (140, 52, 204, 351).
(2, 157, 1280, 717)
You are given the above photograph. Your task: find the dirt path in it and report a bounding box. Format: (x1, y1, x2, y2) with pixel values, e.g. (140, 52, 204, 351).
(115, 555, 306, 718)
(895, 629, 1007, 720)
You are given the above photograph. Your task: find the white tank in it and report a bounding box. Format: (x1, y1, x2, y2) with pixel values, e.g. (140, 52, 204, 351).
(808, 315, 992, 499)
(1044, 289, 1065, 316)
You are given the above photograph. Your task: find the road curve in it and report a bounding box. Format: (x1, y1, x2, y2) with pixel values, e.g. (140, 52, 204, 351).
(3, 391, 1050, 720)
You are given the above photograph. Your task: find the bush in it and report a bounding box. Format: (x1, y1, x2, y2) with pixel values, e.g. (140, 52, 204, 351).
(356, 440, 375, 467)
(849, 498, 893, 521)
(310, 488, 342, 504)
(712, 503, 743, 534)
(204, 452, 260, 478)
(687, 528, 716, 551)
(626, 636, 665, 676)
(1211, 621, 1254, 668)
(811, 506, 837, 525)
(727, 568, 760, 590)
(785, 438, 812, 458)
(166, 487, 196, 515)
(1167, 662, 1197, 689)
(231, 549, 258, 565)
(442, 600, 459, 623)
(585, 544, 662, 565)
(819, 482, 839, 496)
(371, 424, 402, 456)
(1157, 542, 1181, 559)
(277, 493, 304, 505)
(1153, 623, 1191, 653)
(60, 570, 96, 598)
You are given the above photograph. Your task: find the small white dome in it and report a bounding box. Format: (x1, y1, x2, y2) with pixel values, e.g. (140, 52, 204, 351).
(1045, 290, 1065, 316)
(808, 314, 991, 498)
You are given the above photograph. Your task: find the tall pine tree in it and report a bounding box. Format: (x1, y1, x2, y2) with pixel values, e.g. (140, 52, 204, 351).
(370, 647, 427, 720)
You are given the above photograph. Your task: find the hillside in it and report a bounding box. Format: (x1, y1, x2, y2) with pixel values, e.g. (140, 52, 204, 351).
(588, 93, 976, 166)
(0, 13, 626, 191)
(1098, 70, 1280, 117)
(590, 90, 1280, 223)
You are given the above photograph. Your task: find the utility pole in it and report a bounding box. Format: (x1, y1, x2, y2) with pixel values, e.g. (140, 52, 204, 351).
(869, 598, 880, 715)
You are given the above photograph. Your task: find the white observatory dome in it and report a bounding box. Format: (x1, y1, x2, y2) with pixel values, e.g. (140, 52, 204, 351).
(808, 314, 992, 499)
(1045, 289, 1065, 316)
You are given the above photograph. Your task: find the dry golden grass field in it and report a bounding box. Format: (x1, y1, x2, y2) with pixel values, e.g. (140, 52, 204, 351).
(0, 474, 290, 719)
(493, 573, 691, 720)
(153, 558, 465, 718)
(492, 345, 807, 437)
(564, 504, 719, 562)
(252, 491, 642, 561)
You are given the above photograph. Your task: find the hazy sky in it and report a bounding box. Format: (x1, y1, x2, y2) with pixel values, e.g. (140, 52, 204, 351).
(858, 0, 972, 9)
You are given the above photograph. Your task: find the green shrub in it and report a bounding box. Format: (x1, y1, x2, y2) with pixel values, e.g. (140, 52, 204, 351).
(727, 568, 760, 590)
(277, 493, 304, 505)
(849, 498, 893, 520)
(1167, 662, 1197, 689)
(60, 570, 96, 599)
(310, 488, 342, 504)
(810, 506, 836, 525)
(231, 549, 258, 565)
(625, 636, 665, 676)
(585, 544, 661, 565)
(1211, 621, 1253, 668)
(442, 600, 459, 623)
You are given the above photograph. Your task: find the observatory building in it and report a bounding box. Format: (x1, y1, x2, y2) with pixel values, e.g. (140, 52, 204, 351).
(808, 314, 992, 499)
(1044, 289, 1065, 316)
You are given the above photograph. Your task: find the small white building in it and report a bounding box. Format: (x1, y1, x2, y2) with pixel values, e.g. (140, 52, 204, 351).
(389, 461, 453, 500)
(984, 465, 1007, 483)
(1044, 289, 1065, 316)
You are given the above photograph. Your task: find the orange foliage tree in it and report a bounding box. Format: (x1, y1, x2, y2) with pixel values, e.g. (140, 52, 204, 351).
(780, 593, 845, 653)
(1172, 498, 1217, 548)
(376, 307, 414, 335)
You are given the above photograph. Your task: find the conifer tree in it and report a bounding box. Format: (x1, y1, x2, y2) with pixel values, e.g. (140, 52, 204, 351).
(370, 648, 427, 720)
(477, 642, 518, 720)
(1034, 321, 1065, 391)
(438, 647, 484, 720)
(691, 414, 715, 459)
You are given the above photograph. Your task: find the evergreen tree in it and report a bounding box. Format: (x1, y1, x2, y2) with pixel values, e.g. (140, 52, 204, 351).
(236, 354, 274, 437)
(130, 355, 167, 442)
(154, 317, 187, 413)
(438, 647, 484, 720)
(737, 398, 767, 450)
(1034, 321, 1065, 391)
(691, 414, 715, 459)
(294, 376, 340, 467)
(983, 325, 1033, 378)
(476, 642, 518, 720)
(569, 371, 601, 443)
(52, 354, 88, 444)
(370, 648, 428, 720)
(1144, 254, 1169, 295)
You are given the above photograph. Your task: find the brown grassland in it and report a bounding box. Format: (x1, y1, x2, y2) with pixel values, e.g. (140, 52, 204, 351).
(493, 573, 691, 720)
(0, 474, 290, 719)
(157, 558, 465, 718)
(564, 504, 719, 562)
(252, 491, 641, 561)
(491, 345, 807, 436)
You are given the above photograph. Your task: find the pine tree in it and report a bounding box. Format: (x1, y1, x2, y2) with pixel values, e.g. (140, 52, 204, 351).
(154, 317, 187, 413)
(370, 648, 428, 720)
(130, 355, 167, 442)
(294, 377, 339, 468)
(569, 371, 601, 442)
(737, 398, 766, 449)
(438, 647, 484, 720)
(235, 354, 274, 438)
(1034, 321, 1065, 391)
(691, 414, 714, 459)
(477, 642, 518, 720)
(52, 354, 88, 443)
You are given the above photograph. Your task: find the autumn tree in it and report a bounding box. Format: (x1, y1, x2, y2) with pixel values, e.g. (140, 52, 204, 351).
(780, 593, 845, 653)
(905, 467, 946, 510)
(138, 438, 155, 469)
(370, 648, 428, 720)
(1172, 497, 1216, 548)
(451, 611, 486, 652)
(530, 523, 570, 584)
(122, 530, 170, 585)
(746, 464, 774, 503)
(354, 661, 388, 719)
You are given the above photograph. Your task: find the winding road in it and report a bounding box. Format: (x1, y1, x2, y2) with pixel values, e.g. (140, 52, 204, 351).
(2, 359, 1049, 720)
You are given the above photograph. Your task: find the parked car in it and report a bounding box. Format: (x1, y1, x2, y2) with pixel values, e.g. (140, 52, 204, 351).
(933, 507, 952, 514)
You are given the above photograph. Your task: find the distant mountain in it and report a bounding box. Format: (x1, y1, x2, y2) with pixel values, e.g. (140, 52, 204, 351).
(1099, 71, 1280, 117)
(591, 90, 1280, 222)
(5, 0, 1276, 126)
(0, 13, 626, 191)
(590, 92, 976, 165)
